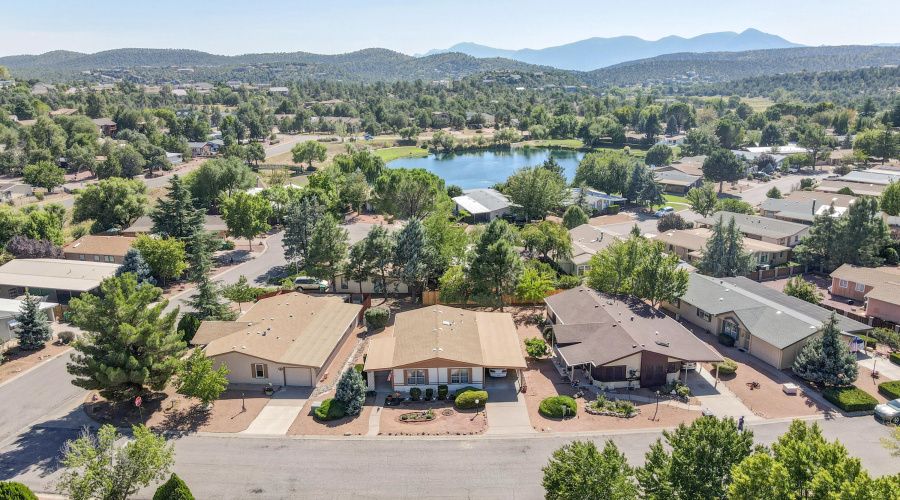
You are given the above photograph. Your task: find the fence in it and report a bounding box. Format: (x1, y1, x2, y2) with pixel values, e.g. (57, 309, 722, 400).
(421, 288, 568, 307)
(817, 303, 900, 332)
(741, 264, 807, 282)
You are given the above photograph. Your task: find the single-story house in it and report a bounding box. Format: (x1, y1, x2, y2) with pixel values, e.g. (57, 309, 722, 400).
(193, 293, 362, 386)
(656, 134, 686, 147)
(207, 139, 224, 153)
(783, 191, 857, 213)
(830, 264, 900, 325)
(652, 228, 791, 268)
(0, 182, 32, 201)
(544, 287, 723, 389)
(559, 224, 621, 276)
(653, 169, 702, 194)
(0, 297, 57, 344)
(62, 235, 136, 264)
(696, 212, 809, 247)
(165, 152, 183, 165)
(188, 142, 211, 157)
(745, 144, 809, 156)
(814, 179, 885, 197)
(92, 118, 117, 137)
(564, 188, 626, 213)
(332, 271, 410, 295)
(453, 188, 513, 222)
(269, 86, 289, 95)
(838, 170, 900, 186)
(363, 306, 527, 392)
(0, 259, 120, 304)
(664, 273, 871, 370)
(732, 151, 788, 173)
(758, 198, 823, 224)
(122, 214, 229, 238)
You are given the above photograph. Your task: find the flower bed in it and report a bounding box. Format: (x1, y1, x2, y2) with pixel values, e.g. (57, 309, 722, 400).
(584, 395, 640, 418)
(399, 408, 436, 423)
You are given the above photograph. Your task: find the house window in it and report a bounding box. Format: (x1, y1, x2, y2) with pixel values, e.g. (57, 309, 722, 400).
(450, 369, 469, 384)
(794, 235, 799, 243)
(839, 279, 848, 288)
(577, 265, 591, 276)
(780, 252, 784, 258)
(93, 255, 100, 261)
(667, 362, 679, 373)
(599, 365, 626, 382)
(723, 320, 739, 339)
(696, 308, 711, 322)
(406, 369, 426, 386)
(855, 283, 865, 292)
(759, 253, 769, 263)
(253, 363, 266, 379)
(340, 277, 349, 290)
(104, 256, 114, 262)
(79, 254, 85, 260)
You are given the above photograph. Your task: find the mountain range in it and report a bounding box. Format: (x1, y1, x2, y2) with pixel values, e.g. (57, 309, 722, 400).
(416, 29, 803, 71)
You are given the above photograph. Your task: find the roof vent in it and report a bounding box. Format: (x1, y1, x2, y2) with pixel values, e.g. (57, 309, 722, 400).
(248, 322, 252, 326)
(241, 346, 246, 349)
(720, 280, 724, 284)
(289, 314, 293, 318)
(276, 336, 280, 339)
(232, 346, 236, 349)
(632, 344, 637, 348)
(656, 341, 670, 347)
(630, 316, 634, 321)
(595, 305, 599, 308)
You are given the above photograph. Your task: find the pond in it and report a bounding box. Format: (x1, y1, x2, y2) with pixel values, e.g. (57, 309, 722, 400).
(388, 148, 586, 190)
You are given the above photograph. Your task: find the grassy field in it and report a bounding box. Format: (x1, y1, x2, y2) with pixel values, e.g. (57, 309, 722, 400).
(527, 139, 584, 148)
(651, 194, 692, 211)
(700, 95, 774, 112)
(373, 146, 430, 163)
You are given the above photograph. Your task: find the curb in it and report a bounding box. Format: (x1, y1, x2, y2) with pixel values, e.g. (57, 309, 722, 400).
(0, 347, 73, 389)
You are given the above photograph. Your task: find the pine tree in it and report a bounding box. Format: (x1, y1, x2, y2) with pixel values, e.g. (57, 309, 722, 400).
(150, 175, 204, 240)
(13, 292, 52, 350)
(283, 196, 324, 272)
(67, 274, 186, 401)
(307, 215, 349, 290)
(185, 232, 235, 321)
(697, 215, 755, 277)
(469, 218, 524, 311)
(115, 248, 157, 286)
(792, 312, 859, 386)
(334, 367, 366, 417)
(794, 198, 890, 272)
(392, 218, 431, 300)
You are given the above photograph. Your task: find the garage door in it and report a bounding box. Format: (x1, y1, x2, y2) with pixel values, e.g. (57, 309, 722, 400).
(749, 337, 782, 369)
(284, 367, 312, 386)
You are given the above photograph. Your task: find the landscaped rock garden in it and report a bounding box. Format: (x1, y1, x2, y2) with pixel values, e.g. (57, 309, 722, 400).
(584, 395, 640, 418)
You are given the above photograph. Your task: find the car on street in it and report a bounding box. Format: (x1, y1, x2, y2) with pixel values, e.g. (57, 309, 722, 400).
(489, 368, 508, 378)
(364, 135, 374, 140)
(654, 206, 675, 218)
(293, 276, 329, 291)
(875, 398, 900, 424)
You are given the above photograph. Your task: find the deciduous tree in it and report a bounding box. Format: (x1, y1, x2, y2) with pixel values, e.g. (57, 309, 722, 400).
(542, 440, 638, 500)
(307, 215, 349, 289)
(291, 140, 327, 169)
(23, 160, 65, 192)
(702, 149, 745, 193)
(220, 192, 272, 250)
(133, 234, 187, 286)
(72, 177, 148, 232)
(783, 276, 822, 305)
(174, 349, 229, 407)
(373, 168, 447, 219)
(685, 182, 718, 217)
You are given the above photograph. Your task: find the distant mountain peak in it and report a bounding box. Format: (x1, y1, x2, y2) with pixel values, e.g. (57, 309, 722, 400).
(416, 30, 803, 71)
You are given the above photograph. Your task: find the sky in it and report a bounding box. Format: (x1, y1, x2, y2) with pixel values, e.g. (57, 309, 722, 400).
(2, 0, 899, 57)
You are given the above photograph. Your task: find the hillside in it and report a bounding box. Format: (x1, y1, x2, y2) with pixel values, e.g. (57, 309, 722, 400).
(418, 29, 801, 71)
(582, 45, 900, 87)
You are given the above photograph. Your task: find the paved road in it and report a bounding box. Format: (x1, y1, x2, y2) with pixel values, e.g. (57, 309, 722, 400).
(735, 170, 832, 206)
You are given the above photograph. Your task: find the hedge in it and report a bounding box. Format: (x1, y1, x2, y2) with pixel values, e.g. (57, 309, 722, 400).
(455, 390, 488, 410)
(437, 385, 448, 400)
(718, 333, 735, 347)
(314, 398, 346, 421)
(879, 381, 900, 400)
(822, 386, 878, 412)
(539, 396, 577, 418)
(153, 473, 195, 500)
(892, 352, 900, 367)
(364, 307, 390, 329)
(0, 482, 38, 500)
(455, 386, 481, 398)
(711, 357, 738, 375)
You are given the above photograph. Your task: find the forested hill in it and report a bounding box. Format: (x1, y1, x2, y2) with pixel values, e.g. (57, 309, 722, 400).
(0, 48, 553, 82)
(581, 45, 900, 87)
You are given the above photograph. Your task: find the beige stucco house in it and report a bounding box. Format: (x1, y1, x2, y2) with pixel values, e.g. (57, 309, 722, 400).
(830, 264, 900, 325)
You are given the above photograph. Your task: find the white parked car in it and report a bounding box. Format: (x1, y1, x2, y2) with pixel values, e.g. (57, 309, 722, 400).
(293, 276, 329, 291)
(654, 206, 675, 218)
(488, 369, 508, 378)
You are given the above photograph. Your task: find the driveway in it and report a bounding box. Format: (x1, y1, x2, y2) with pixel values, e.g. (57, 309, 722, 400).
(684, 368, 762, 423)
(483, 373, 534, 435)
(243, 387, 312, 435)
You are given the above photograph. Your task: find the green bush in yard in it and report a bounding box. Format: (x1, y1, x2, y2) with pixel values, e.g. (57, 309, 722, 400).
(539, 396, 577, 418)
(153, 473, 195, 500)
(0, 482, 38, 500)
(437, 385, 448, 400)
(364, 307, 390, 330)
(455, 389, 488, 410)
(410, 387, 422, 401)
(822, 386, 878, 412)
(891, 352, 900, 366)
(314, 398, 346, 421)
(718, 333, 735, 347)
(879, 381, 900, 400)
(455, 386, 480, 398)
(711, 357, 738, 375)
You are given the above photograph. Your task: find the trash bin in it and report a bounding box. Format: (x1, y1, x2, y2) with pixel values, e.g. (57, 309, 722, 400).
(701, 409, 715, 417)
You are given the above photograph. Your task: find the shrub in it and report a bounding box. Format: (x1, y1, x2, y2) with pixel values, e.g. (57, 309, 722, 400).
(455, 386, 480, 397)
(524, 337, 549, 358)
(606, 204, 620, 215)
(892, 352, 900, 366)
(865, 338, 877, 349)
(885, 248, 900, 266)
(177, 313, 201, 343)
(556, 275, 582, 290)
(314, 398, 346, 421)
(711, 357, 738, 375)
(410, 387, 422, 401)
(364, 307, 390, 330)
(57, 331, 75, 344)
(34, 192, 44, 201)
(879, 381, 900, 400)
(437, 385, 448, 400)
(0, 482, 38, 500)
(539, 396, 577, 418)
(221, 239, 236, 251)
(153, 473, 195, 500)
(455, 389, 488, 409)
(822, 386, 878, 412)
(718, 333, 735, 347)
(657, 213, 687, 232)
(425, 388, 434, 400)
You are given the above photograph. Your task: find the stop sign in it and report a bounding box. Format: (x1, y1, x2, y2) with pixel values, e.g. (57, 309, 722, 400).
(135, 396, 142, 407)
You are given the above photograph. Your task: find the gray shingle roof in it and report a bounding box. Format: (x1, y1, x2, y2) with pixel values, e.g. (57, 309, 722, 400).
(680, 274, 871, 349)
(698, 212, 808, 240)
(453, 188, 511, 214)
(654, 170, 701, 185)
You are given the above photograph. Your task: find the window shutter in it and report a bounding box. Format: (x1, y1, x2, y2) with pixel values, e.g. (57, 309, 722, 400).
(251, 364, 256, 378)
(263, 364, 269, 378)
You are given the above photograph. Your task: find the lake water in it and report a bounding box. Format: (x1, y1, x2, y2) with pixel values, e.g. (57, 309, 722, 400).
(389, 148, 586, 189)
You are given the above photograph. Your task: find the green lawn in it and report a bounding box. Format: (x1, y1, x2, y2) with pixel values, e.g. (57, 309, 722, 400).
(528, 139, 584, 148)
(374, 146, 430, 163)
(651, 195, 691, 211)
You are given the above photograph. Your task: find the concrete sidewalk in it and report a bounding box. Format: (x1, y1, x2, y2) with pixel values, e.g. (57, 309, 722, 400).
(484, 377, 535, 435)
(243, 387, 311, 435)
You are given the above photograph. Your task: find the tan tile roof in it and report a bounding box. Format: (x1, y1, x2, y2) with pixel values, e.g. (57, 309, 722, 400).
(653, 228, 789, 254)
(63, 236, 135, 257)
(200, 293, 361, 369)
(568, 224, 621, 265)
(831, 264, 900, 305)
(784, 191, 857, 209)
(815, 180, 885, 197)
(363, 306, 527, 371)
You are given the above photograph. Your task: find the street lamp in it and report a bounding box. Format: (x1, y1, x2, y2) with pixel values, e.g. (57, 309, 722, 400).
(475, 399, 480, 416)
(242, 393, 246, 413)
(654, 391, 660, 421)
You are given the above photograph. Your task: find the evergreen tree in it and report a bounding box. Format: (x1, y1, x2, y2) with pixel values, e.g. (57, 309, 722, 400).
(794, 198, 890, 272)
(307, 215, 349, 290)
(13, 292, 52, 350)
(697, 215, 756, 277)
(702, 149, 745, 193)
(67, 274, 186, 402)
(334, 366, 366, 417)
(283, 196, 324, 272)
(562, 205, 589, 229)
(343, 241, 376, 293)
(115, 248, 157, 286)
(365, 225, 396, 298)
(392, 218, 431, 301)
(792, 312, 859, 386)
(153, 474, 195, 500)
(151, 174, 205, 242)
(185, 232, 234, 321)
(469, 218, 524, 311)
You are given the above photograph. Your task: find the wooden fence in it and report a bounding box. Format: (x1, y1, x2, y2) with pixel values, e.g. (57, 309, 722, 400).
(817, 303, 900, 332)
(421, 288, 568, 307)
(741, 264, 808, 282)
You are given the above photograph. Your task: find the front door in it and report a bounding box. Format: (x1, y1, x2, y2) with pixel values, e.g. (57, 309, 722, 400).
(640, 351, 668, 387)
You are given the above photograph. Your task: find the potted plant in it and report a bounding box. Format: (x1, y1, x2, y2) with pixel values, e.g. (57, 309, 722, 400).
(425, 388, 434, 401)
(264, 383, 274, 396)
